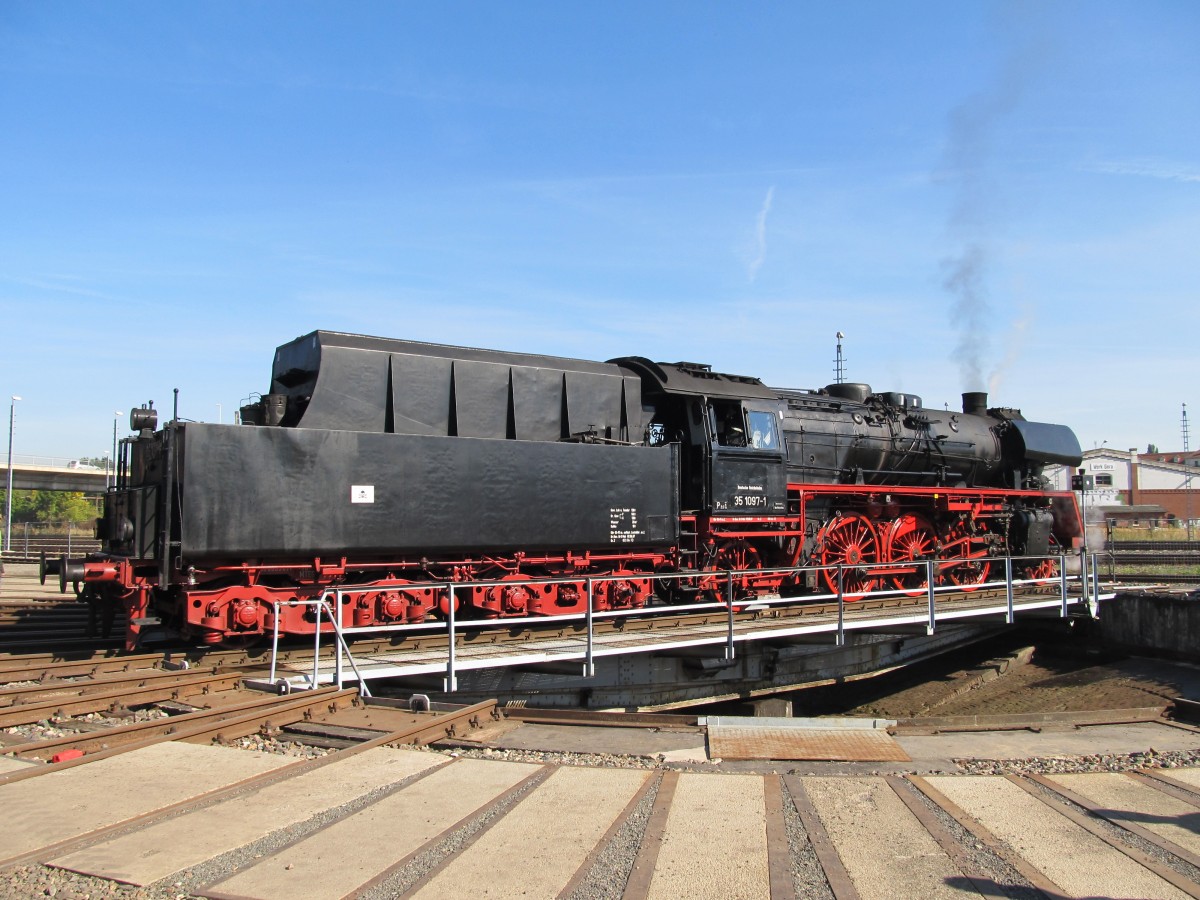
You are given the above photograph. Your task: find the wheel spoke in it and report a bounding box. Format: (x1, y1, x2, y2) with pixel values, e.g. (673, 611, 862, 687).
(943, 519, 992, 590)
(885, 513, 936, 596)
(818, 514, 881, 598)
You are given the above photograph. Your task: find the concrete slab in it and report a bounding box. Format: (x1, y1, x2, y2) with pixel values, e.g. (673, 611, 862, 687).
(898, 722, 1200, 770)
(490, 722, 704, 757)
(803, 776, 965, 900)
(929, 775, 1191, 899)
(0, 743, 288, 864)
(0, 755, 37, 774)
(1158, 766, 1200, 792)
(411, 766, 649, 899)
(49, 747, 440, 885)
(204, 758, 538, 900)
(646, 773, 769, 900)
(1049, 772, 1200, 857)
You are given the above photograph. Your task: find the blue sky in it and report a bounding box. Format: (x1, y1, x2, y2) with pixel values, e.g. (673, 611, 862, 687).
(2, 1, 1197, 460)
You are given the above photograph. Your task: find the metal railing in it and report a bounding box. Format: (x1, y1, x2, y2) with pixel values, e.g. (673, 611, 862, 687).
(1105, 539, 1200, 583)
(0, 521, 101, 562)
(6, 454, 89, 469)
(267, 597, 374, 698)
(264, 549, 1102, 693)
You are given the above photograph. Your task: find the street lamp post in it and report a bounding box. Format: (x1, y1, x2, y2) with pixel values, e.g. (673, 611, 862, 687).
(5, 396, 21, 553)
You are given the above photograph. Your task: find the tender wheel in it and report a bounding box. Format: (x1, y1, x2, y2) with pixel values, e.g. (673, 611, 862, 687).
(216, 633, 263, 650)
(357, 579, 437, 625)
(818, 514, 881, 599)
(885, 513, 937, 596)
(593, 569, 652, 610)
(478, 574, 536, 617)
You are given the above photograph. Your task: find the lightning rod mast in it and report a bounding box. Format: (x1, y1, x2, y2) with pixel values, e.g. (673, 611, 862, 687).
(1184, 402, 1194, 540)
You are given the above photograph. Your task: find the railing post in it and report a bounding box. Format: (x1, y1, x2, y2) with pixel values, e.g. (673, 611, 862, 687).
(332, 607, 371, 698)
(1059, 554, 1069, 617)
(1078, 548, 1089, 608)
(1005, 556, 1014, 624)
(327, 600, 371, 698)
(926, 560, 936, 634)
(725, 571, 735, 660)
(1092, 553, 1101, 600)
(585, 577, 595, 677)
(269, 601, 281, 684)
(836, 565, 845, 646)
(445, 584, 458, 692)
(23, 523, 29, 557)
(312, 595, 322, 690)
(332, 594, 343, 690)
(67, 522, 72, 555)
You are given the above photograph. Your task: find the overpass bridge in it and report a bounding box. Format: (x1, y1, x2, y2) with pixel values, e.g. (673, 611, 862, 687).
(0, 456, 110, 492)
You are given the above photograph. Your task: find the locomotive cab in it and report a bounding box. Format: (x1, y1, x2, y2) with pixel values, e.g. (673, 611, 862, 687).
(612, 357, 787, 517)
(706, 398, 787, 515)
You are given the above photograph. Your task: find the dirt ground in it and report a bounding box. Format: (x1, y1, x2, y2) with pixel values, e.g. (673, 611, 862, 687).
(771, 632, 1200, 720)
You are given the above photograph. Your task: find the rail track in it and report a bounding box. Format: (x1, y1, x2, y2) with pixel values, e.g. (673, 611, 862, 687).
(1109, 551, 1200, 566)
(0, 571, 498, 777)
(1101, 540, 1200, 586)
(0, 572, 126, 653)
(1113, 540, 1200, 553)
(0, 645, 496, 774)
(2, 702, 1199, 897)
(0, 685, 496, 776)
(1114, 572, 1200, 585)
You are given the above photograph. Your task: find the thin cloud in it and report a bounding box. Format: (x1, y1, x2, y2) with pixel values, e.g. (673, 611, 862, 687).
(748, 185, 775, 282)
(1083, 158, 1200, 183)
(2, 273, 124, 303)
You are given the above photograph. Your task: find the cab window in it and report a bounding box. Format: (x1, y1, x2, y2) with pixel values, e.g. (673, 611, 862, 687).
(711, 401, 747, 447)
(747, 411, 779, 450)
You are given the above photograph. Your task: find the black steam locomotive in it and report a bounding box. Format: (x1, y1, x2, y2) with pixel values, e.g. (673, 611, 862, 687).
(57, 331, 1083, 647)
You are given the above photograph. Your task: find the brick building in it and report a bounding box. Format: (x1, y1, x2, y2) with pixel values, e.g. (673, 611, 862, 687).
(1044, 448, 1200, 527)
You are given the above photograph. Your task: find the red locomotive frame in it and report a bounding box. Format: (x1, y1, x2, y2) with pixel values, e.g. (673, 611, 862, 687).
(67, 481, 1081, 651)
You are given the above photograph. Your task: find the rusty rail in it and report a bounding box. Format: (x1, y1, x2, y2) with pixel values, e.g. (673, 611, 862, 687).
(893, 706, 1170, 734)
(500, 706, 700, 730)
(374, 698, 499, 746)
(0, 686, 358, 774)
(0, 669, 245, 727)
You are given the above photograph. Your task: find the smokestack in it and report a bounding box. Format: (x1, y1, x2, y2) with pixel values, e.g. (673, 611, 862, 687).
(962, 391, 988, 417)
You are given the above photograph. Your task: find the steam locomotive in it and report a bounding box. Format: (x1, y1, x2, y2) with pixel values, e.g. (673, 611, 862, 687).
(52, 331, 1083, 648)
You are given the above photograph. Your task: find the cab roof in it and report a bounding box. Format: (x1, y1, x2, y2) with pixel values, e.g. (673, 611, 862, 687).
(610, 356, 779, 400)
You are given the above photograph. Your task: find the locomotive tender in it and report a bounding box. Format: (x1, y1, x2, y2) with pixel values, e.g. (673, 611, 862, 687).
(59, 330, 1083, 648)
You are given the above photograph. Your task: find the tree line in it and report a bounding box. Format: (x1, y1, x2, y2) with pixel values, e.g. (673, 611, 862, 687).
(0, 490, 99, 525)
